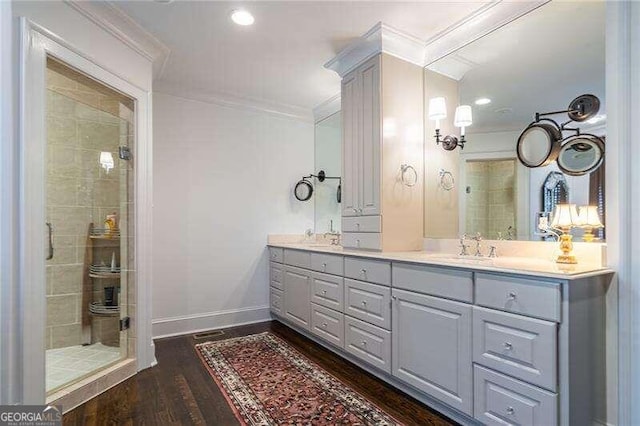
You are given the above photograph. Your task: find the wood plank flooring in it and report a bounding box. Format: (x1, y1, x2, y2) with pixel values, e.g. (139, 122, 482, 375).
(63, 320, 457, 425)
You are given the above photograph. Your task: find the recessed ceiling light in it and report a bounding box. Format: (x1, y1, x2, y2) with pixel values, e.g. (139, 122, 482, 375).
(231, 10, 255, 26)
(474, 98, 492, 106)
(586, 114, 606, 124)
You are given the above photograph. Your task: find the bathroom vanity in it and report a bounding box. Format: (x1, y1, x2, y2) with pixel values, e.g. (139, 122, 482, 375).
(267, 243, 613, 426)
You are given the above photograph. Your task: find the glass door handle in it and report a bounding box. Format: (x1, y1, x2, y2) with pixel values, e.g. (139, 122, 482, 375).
(46, 222, 53, 260)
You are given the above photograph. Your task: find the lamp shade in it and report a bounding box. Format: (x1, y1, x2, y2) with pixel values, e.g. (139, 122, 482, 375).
(454, 105, 473, 127)
(551, 204, 579, 228)
(577, 205, 604, 228)
(428, 97, 447, 121)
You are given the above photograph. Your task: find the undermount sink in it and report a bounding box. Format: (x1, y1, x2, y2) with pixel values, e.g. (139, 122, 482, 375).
(422, 253, 492, 263)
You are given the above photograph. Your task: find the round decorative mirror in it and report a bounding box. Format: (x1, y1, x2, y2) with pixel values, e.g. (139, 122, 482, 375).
(516, 122, 562, 168)
(557, 135, 604, 176)
(294, 179, 313, 201)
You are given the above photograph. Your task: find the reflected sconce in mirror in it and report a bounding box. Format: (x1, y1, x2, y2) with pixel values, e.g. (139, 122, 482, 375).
(517, 94, 604, 175)
(550, 203, 579, 264)
(428, 97, 472, 151)
(576, 205, 604, 242)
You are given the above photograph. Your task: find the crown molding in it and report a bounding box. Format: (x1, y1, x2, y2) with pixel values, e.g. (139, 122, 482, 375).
(154, 81, 314, 123)
(423, 1, 548, 66)
(64, 0, 171, 79)
(324, 22, 426, 77)
(326, 2, 548, 78)
(313, 93, 341, 123)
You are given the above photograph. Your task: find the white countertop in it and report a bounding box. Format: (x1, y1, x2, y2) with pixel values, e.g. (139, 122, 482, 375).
(267, 242, 614, 281)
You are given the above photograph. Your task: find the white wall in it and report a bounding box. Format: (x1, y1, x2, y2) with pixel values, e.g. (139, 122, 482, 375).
(152, 92, 314, 337)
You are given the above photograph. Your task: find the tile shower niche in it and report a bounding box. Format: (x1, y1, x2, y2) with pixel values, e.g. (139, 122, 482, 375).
(45, 58, 135, 393)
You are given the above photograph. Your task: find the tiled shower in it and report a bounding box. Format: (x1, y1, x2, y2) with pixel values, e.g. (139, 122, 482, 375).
(45, 59, 136, 393)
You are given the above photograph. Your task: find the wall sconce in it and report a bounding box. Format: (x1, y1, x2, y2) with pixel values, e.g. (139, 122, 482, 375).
(99, 151, 115, 173)
(576, 205, 604, 242)
(551, 203, 579, 264)
(428, 97, 472, 151)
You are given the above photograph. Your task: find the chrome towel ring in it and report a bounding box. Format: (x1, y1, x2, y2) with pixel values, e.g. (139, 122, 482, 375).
(400, 164, 418, 187)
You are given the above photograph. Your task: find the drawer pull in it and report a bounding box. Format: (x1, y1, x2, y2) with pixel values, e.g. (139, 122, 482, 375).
(503, 342, 513, 351)
(322, 322, 327, 328)
(361, 268, 367, 276)
(356, 239, 360, 247)
(361, 340, 367, 346)
(322, 290, 327, 295)
(507, 291, 517, 301)
(506, 407, 515, 415)
(361, 300, 367, 306)
(356, 222, 360, 230)
(272, 253, 276, 258)
(322, 262, 327, 271)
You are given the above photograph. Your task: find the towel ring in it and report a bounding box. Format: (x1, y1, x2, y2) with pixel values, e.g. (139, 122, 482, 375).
(400, 164, 418, 187)
(439, 169, 455, 191)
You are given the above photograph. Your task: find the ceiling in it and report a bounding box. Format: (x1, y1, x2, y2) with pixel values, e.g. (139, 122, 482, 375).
(427, 1, 606, 134)
(114, 1, 489, 114)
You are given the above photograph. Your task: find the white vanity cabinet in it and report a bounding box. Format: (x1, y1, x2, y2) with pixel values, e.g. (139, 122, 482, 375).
(339, 53, 424, 252)
(268, 245, 611, 426)
(282, 265, 312, 330)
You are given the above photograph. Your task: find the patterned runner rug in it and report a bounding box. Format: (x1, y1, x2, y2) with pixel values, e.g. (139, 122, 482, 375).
(195, 332, 402, 425)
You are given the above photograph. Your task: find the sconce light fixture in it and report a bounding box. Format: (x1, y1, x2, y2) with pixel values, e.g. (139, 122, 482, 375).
(99, 151, 114, 173)
(576, 205, 604, 242)
(551, 203, 579, 264)
(428, 97, 472, 151)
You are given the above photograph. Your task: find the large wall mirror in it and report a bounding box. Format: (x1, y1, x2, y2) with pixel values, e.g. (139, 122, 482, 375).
(314, 112, 342, 234)
(423, 1, 605, 242)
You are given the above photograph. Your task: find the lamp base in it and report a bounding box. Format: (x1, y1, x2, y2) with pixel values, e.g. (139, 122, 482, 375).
(556, 232, 578, 264)
(556, 254, 577, 264)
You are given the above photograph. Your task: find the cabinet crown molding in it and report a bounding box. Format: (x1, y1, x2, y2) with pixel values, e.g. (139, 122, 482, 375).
(324, 3, 547, 78)
(324, 22, 425, 77)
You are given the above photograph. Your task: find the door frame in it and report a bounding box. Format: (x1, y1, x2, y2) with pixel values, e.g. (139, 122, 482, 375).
(18, 18, 154, 403)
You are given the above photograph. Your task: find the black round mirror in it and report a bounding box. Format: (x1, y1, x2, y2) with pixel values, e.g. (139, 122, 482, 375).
(516, 122, 562, 168)
(557, 135, 604, 176)
(294, 179, 313, 201)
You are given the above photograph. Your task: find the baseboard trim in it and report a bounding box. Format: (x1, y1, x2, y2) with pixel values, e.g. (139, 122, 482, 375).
(152, 305, 271, 339)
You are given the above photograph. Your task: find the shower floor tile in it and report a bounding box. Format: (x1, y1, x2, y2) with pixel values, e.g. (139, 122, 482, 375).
(46, 343, 121, 392)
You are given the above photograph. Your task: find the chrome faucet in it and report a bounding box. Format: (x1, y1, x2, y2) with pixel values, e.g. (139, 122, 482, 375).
(471, 232, 483, 257)
(459, 234, 470, 256)
(324, 220, 341, 245)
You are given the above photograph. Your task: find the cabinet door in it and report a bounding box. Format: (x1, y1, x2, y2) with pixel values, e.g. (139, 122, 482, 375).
(392, 288, 473, 415)
(341, 70, 360, 217)
(358, 55, 381, 216)
(283, 266, 311, 330)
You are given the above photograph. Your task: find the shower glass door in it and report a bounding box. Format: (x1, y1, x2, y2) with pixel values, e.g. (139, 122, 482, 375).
(45, 57, 135, 394)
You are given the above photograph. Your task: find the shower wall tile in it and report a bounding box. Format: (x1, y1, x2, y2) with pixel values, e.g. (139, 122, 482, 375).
(47, 295, 78, 326)
(50, 265, 84, 295)
(50, 324, 82, 350)
(47, 115, 78, 146)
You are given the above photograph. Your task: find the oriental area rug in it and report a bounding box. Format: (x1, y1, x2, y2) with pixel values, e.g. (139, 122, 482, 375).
(195, 332, 402, 425)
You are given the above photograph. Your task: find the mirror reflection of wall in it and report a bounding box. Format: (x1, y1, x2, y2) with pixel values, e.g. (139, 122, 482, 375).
(423, 1, 605, 242)
(314, 112, 342, 233)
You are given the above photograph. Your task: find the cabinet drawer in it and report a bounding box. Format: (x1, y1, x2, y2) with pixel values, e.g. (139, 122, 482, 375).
(310, 253, 343, 275)
(270, 262, 283, 285)
(310, 303, 344, 348)
(311, 272, 344, 312)
(341, 232, 381, 251)
(344, 279, 391, 329)
(474, 365, 558, 426)
(476, 273, 561, 322)
(392, 263, 473, 302)
(342, 216, 381, 233)
(473, 307, 557, 391)
(269, 247, 284, 263)
(344, 315, 391, 373)
(284, 249, 311, 269)
(344, 257, 391, 286)
(270, 288, 283, 316)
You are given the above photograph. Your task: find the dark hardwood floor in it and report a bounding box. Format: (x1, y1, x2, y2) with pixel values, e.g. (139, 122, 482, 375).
(64, 321, 457, 425)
